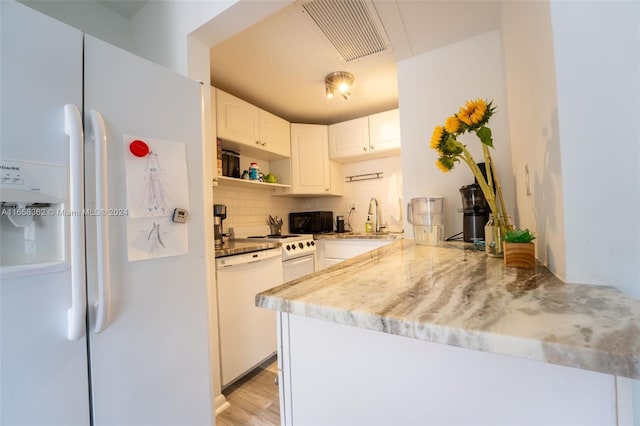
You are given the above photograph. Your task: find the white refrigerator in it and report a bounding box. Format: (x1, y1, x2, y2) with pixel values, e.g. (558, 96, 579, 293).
(0, 2, 213, 425)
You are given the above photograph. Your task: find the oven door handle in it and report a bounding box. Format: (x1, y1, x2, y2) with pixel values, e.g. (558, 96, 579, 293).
(284, 256, 314, 266)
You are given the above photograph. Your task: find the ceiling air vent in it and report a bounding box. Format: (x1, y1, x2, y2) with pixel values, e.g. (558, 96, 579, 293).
(301, 0, 392, 62)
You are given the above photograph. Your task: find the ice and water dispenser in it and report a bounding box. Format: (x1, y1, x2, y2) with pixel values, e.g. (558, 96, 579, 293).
(407, 197, 444, 246)
(0, 159, 68, 274)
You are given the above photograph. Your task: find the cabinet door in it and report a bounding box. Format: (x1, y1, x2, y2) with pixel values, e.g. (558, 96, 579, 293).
(291, 124, 330, 194)
(259, 109, 290, 157)
(328, 116, 369, 160)
(369, 109, 401, 153)
(216, 88, 259, 147)
(324, 240, 394, 260)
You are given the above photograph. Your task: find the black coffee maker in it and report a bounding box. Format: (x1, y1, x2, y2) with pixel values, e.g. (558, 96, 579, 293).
(459, 184, 489, 242)
(213, 204, 227, 248)
(459, 163, 493, 242)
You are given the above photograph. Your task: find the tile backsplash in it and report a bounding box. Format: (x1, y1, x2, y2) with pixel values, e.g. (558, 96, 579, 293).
(212, 155, 403, 235)
(212, 185, 304, 235)
(298, 156, 404, 234)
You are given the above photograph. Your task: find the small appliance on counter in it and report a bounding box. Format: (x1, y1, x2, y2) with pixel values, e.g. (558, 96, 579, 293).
(459, 184, 490, 242)
(289, 211, 333, 234)
(407, 197, 444, 245)
(336, 215, 345, 233)
(214, 204, 227, 247)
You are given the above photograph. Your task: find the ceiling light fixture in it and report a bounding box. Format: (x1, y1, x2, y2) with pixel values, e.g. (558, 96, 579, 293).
(325, 71, 354, 100)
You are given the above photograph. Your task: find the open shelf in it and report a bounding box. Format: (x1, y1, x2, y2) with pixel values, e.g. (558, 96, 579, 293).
(214, 176, 291, 189)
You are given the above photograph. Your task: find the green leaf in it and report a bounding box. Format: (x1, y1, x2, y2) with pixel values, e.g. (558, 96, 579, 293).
(503, 229, 536, 243)
(476, 127, 493, 148)
(442, 136, 463, 155)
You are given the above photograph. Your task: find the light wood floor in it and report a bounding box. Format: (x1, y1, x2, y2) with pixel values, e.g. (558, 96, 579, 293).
(216, 356, 280, 426)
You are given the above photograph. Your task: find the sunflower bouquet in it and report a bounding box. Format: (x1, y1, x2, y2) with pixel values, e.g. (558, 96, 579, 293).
(430, 99, 513, 237)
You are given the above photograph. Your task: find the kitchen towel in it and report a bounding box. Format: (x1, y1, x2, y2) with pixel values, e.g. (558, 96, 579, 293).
(386, 170, 403, 222)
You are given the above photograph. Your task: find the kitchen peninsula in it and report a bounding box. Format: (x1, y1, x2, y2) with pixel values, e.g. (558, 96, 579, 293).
(257, 240, 640, 425)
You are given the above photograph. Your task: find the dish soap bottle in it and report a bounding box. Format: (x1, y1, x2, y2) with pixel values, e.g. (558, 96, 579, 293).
(365, 215, 373, 234)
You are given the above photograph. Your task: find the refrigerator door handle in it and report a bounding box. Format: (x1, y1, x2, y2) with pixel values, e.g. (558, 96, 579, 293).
(65, 104, 86, 341)
(90, 110, 111, 334)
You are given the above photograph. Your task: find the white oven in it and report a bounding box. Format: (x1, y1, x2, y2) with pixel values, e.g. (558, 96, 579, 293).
(282, 240, 316, 281)
(246, 234, 317, 282)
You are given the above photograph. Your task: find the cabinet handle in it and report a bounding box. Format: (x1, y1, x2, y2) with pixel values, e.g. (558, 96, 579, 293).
(325, 188, 329, 192)
(370, 145, 375, 150)
(261, 141, 267, 147)
(363, 146, 367, 151)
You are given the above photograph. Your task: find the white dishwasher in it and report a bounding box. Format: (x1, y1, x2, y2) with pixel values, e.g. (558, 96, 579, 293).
(216, 247, 283, 388)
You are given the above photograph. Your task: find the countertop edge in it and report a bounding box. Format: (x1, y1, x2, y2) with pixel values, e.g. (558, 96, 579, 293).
(256, 295, 640, 379)
(314, 232, 404, 240)
(256, 240, 640, 379)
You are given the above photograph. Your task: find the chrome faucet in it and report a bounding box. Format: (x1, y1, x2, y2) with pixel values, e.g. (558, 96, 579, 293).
(368, 197, 381, 233)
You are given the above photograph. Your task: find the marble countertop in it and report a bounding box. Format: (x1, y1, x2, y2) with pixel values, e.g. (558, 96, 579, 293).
(256, 240, 640, 379)
(314, 232, 404, 240)
(215, 239, 279, 258)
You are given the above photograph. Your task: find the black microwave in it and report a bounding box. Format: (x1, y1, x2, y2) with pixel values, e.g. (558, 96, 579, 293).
(289, 211, 333, 234)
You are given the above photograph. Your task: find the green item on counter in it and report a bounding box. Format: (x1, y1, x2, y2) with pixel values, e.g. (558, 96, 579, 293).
(503, 228, 536, 243)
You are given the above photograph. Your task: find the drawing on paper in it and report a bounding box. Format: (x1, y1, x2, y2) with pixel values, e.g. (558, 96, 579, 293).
(127, 216, 188, 261)
(123, 135, 189, 219)
(142, 152, 167, 215)
(147, 221, 166, 254)
(123, 135, 190, 261)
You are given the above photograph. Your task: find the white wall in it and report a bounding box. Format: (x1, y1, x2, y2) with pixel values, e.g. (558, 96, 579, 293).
(130, 1, 237, 77)
(548, 1, 640, 420)
(397, 30, 514, 241)
(19, 0, 133, 51)
(500, 2, 566, 279)
(549, 0, 640, 297)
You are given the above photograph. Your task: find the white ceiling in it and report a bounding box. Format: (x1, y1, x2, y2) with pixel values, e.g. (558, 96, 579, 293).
(210, 1, 502, 125)
(97, 0, 147, 18)
(97, 0, 502, 125)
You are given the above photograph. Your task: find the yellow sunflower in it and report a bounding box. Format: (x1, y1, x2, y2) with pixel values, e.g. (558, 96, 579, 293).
(444, 116, 461, 134)
(457, 98, 488, 126)
(430, 125, 445, 150)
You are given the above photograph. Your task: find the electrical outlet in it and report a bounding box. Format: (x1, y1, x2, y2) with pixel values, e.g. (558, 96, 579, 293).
(349, 202, 356, 211)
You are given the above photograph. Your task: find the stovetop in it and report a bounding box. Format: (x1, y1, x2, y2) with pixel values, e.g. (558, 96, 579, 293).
(243, 233, 316, 260)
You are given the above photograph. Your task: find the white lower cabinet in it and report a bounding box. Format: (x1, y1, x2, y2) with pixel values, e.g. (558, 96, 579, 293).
(316, 239, 395, 270)
(277, 313, 618, 426)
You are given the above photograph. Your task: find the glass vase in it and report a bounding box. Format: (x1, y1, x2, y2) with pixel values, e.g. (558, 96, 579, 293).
(484, 213, 506, 258)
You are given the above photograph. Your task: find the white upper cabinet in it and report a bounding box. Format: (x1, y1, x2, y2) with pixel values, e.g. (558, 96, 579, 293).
(288, 124, 342, 196)
(216, 88, 258, 144)
(368, 109, 401, 154)
(258, 108, 290, 157)
(216, 88, 290, 159)
(329, 109, 401, 163)
(329, 117, 369, 160)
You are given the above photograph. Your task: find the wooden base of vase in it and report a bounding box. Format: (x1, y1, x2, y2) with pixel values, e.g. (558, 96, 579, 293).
(503, 242, 535, 268)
